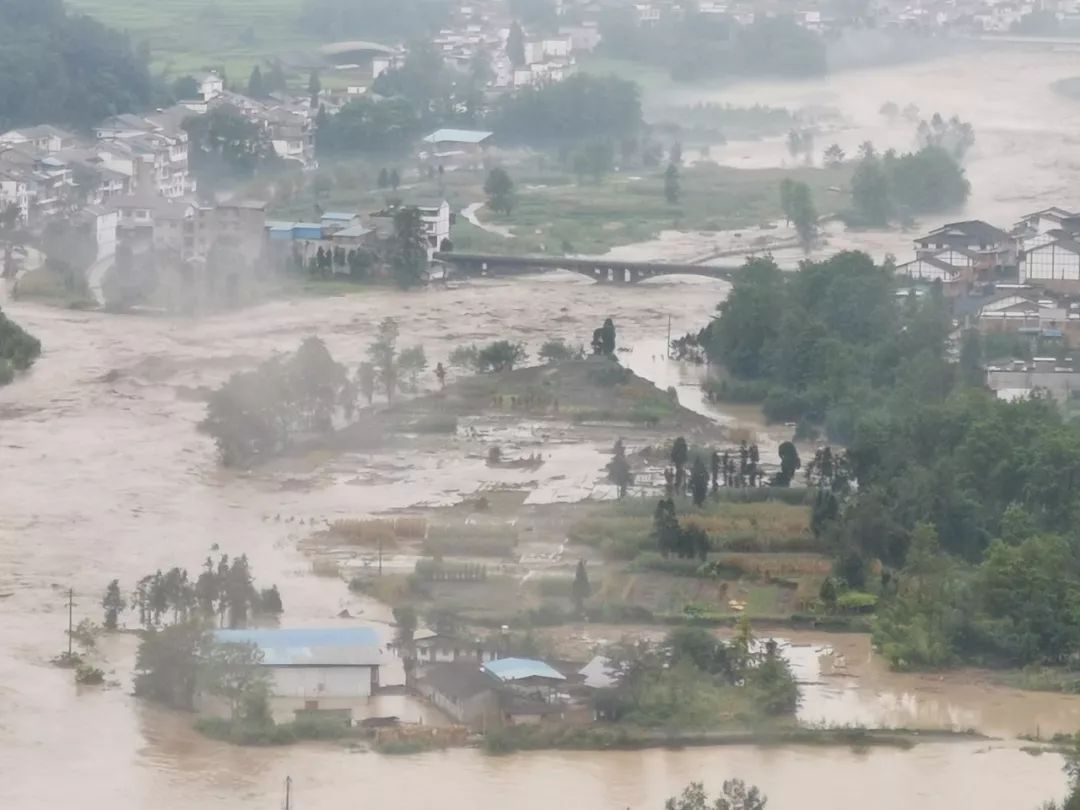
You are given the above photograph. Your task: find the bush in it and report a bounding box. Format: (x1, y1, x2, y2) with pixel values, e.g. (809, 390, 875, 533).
(586, 360, 632, 387)
(535, 576, 574, 597)
(75, 664, 105, 685)
(703, 378, 769, 403)
(835, 590, 879, 614)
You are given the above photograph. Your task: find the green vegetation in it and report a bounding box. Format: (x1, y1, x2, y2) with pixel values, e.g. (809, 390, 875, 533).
(598, 12, 825, 81)
(202, 336, 349, 466)
(569, 495, 815, 561)
(664, 780, 766, 810)
(846, 144, 970, 227)
(695, 252, 951, 441)
(492, 74, 642, 144)
(0, 307, 43, 384)
(465, 161, 850, 256)
(0, 0, 156, 130)
(597, 623, 798, 728)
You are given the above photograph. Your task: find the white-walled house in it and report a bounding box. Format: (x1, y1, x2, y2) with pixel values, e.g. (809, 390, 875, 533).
(214, 627, 384, 699)
(196, 71, 225, 101)
(1021, 239, 1080, 292)
(0, 173, 30, 224)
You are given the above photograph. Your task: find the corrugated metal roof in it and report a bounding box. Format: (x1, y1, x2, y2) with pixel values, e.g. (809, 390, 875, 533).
(483, 657, 566, 682)
(423, 128, 493, 144)
(321, 211, 357, 221)
(214, 627, 382, 667)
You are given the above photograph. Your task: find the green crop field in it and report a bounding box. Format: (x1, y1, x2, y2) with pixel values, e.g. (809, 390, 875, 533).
(67, 0, 321, 76)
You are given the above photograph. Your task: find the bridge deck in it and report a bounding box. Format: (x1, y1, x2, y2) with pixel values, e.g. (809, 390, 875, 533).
(433, 252, 741, 281)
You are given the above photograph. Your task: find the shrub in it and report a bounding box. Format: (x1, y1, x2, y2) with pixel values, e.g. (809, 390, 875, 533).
(835, 590, 879, 613)
(75, 664, 105, 685)
(586, 361, 632, 387)
(535, 576, 574, 597)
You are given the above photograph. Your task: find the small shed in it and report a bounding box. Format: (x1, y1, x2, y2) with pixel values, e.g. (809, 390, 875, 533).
(421, 128, 493, 155)
(321, 211, 361, 233)
(292, 222, 324, 241)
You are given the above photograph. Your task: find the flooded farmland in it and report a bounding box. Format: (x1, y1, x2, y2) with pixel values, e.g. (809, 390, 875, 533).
(5, 45, 1080, 810)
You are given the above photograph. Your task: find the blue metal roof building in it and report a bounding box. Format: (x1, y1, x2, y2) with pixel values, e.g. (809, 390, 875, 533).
(214, 627, 382, 667)
(483, 657, 566, 683)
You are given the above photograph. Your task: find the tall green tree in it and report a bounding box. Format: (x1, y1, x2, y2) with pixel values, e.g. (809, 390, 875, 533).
(689, 456, 709, 506)
(664, 163, 680, 204)
(571, 559, 591, 614)
(507, 22, 526, 67)
(773, 441, 801, 486)
(393, 605, 418, 686)
(367, 318, 400, 404)
(133, 621, 210, 710)
(246, 65, 265, 98)
(607, 438, 633, 497)
(102, 580, 126, 631)
(671, 437, 689, 493)
(484, 167, 515, 215)
(850, 154, 892, 226)
(779, 178, 817, 248)
(390, 206, 428, 287)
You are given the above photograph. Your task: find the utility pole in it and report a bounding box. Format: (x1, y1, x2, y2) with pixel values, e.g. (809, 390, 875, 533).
(67, 588, 74, 658)
(283, 776, 292, 810)
(666, 314, 672, 359)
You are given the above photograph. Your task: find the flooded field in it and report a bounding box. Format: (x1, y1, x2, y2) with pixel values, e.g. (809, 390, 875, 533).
(4, 46, 1080, 810)
(613, 47, 1080, 267)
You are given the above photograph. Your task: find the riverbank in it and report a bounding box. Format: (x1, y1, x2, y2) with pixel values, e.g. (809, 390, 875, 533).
(481, 722, 988, 754)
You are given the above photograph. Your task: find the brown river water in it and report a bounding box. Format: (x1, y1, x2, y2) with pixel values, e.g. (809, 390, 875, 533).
(5, 47, 1080, 809)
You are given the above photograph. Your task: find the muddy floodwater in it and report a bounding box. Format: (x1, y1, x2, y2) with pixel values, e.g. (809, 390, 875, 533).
(5, 46, 1080, 810)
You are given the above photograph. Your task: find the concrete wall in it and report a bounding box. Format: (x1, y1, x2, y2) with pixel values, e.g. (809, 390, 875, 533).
(268, 665, 377, 699)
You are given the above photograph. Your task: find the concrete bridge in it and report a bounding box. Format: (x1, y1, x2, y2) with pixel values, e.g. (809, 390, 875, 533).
(432, 252, 742, 285)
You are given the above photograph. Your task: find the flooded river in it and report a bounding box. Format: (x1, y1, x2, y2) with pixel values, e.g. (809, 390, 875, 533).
(4, 46, 1080, 810)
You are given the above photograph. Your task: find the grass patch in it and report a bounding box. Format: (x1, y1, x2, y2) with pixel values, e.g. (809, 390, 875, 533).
(14, 267, 97, 309)
(195, 716, 364, 746)
(67, 0, 321, 77)
(996, 666, 1080, 694)
(473, 162, 853, 256)
(569, 496, 815, 560)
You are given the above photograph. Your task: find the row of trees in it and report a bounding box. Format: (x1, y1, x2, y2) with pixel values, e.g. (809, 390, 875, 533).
(607, 437, 801, 503)
(0, 307, 42, 385)
(105, 554, 282, 632)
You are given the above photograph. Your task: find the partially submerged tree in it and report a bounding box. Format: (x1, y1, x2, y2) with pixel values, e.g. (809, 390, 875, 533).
(102, 580, 126, 631)
(607, 438, 633, 497)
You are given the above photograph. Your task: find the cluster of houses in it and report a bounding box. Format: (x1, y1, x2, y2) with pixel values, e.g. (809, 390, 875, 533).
(204, 625, 612, 731)
(0, 71, 320, 301)
(896, 209, 1080, 405)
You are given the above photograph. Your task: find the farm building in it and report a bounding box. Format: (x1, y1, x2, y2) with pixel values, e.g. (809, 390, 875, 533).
(214, 627, 384, 699)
